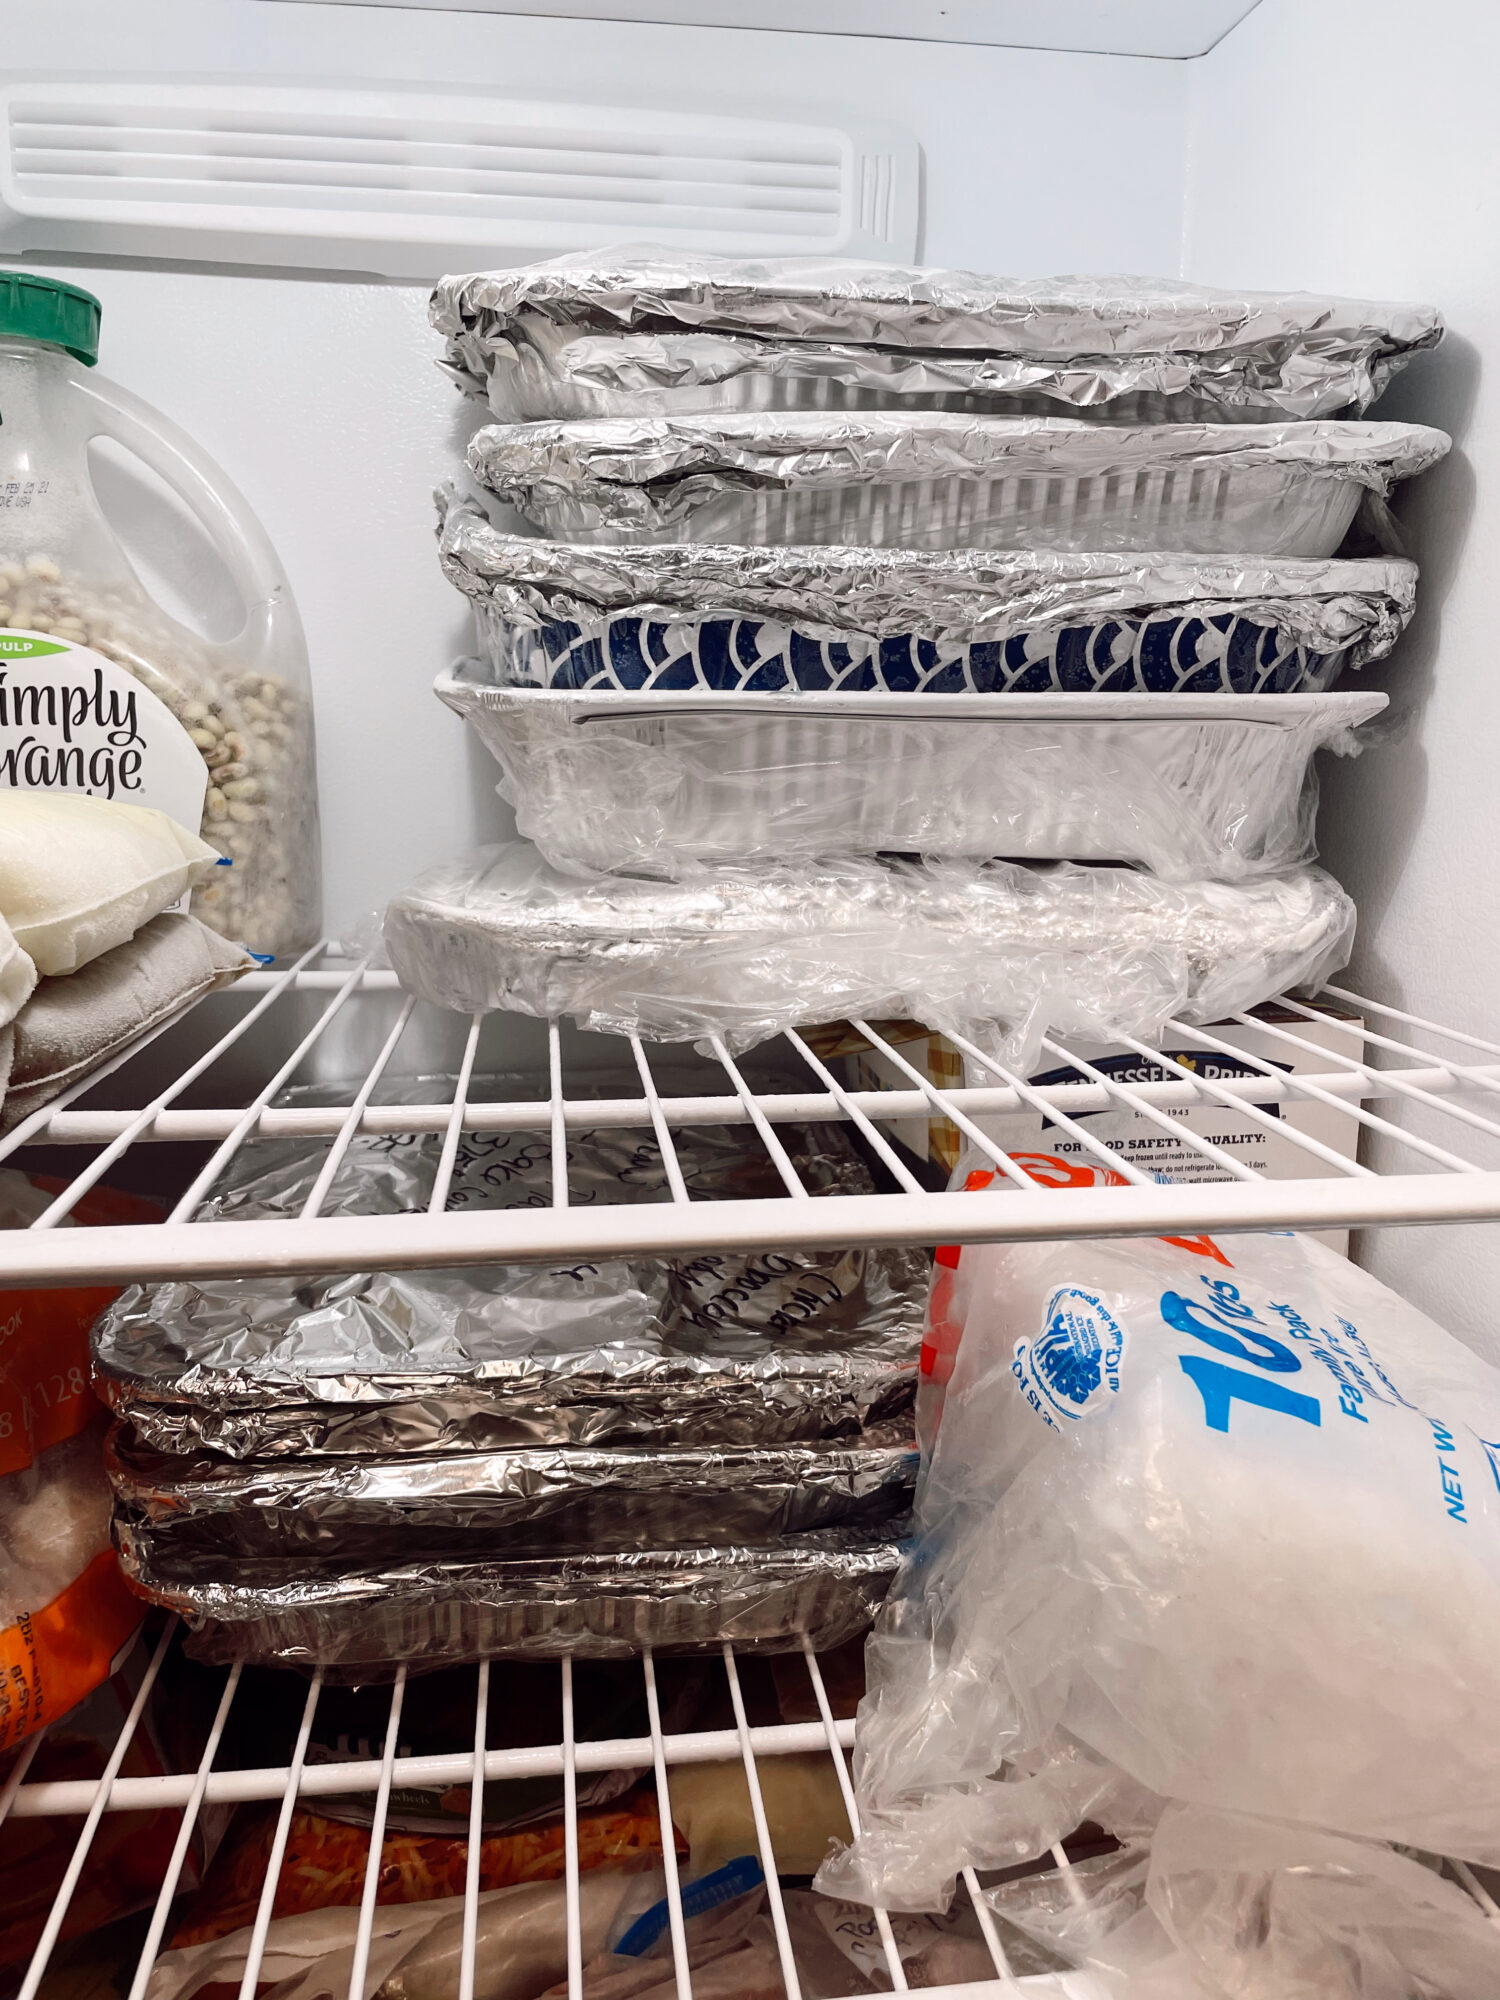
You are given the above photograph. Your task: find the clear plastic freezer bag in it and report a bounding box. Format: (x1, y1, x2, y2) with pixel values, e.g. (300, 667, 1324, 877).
(982, 1806, 1500, 2000)
(466, 413, 1449, 559)
(437, 669, 1384, 880)
(817, 1228, 1500, 1911)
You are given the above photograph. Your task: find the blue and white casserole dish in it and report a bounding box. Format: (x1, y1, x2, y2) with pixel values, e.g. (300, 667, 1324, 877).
(438, 491, 1416, 697)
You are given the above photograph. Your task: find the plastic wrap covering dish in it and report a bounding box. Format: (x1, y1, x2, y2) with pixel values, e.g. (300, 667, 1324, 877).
(439, 495, 1415, 695)
(92, 1071, 925, 1461)
(384, 844, 1355, 1063)
(468, 414, 1449, 558)
(116, 1526, 906, 1676)
(106, 1426, 918, 1566)
(432, 255, 1442, 423)
(436, 669, 1382, 880)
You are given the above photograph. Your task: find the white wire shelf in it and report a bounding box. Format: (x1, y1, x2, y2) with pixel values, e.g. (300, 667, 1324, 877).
(2, 1630, 1103, 2000)
(1, 946, 1499, 1286)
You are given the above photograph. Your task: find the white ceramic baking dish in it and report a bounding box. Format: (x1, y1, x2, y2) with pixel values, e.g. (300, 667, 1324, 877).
(435, 669, 1386, 881)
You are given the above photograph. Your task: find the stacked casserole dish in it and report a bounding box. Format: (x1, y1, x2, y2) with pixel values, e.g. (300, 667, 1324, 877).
(104, 1069, 925, 1675)
(411, 251, 1445, 1048)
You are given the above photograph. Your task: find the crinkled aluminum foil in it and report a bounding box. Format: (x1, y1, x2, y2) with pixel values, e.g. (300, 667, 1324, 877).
(117, 1523, 907, 1675)
(383, 844, 1357, 1058)
(93, 1073, 925, 1460)
(107, 1425, 918, 1566)
(466, 412, 1449, 547)
(441, 322, 1309, 427)
(432, 256, 1443, 358)
(431, 256, 1442, 421)
(438, 491, 1416, 663)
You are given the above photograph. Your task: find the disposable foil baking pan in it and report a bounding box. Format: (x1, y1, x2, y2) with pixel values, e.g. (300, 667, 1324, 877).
(436, 669, 1384, 881)
(93, 1072, 925, 1460)
(432, 257, 1442, 423)
(106, 1425, 919, 1564)
(384, 841, 1357, 1059)
(117, 1524, 907, 1676)
(467, 413, 1448, 558)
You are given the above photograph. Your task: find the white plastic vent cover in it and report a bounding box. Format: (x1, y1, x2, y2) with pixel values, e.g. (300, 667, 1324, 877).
(0, 79, 919, 279)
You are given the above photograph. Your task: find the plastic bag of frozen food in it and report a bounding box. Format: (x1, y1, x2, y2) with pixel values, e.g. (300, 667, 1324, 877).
(918, 1152, 1139, 1448)
(149, 1868, 660, 2000)
(153, 1857, 764, 2000)
(0, 1169, 156, 1751)
(984, 1805, 1500, 1999)
(0, 1643, 223, 1972)
(818, 1227, 1500, 1910)
(169, 1792, 675, 1945)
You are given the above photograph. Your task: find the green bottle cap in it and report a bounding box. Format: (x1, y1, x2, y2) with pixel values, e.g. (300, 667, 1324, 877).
(0, 271, 100, 366)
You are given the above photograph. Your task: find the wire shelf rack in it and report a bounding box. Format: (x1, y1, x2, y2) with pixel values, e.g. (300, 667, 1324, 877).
(8, 963, 1500, 2000)
(0, 948, 1499, 1286)
(2, 1629, 1106, 2000)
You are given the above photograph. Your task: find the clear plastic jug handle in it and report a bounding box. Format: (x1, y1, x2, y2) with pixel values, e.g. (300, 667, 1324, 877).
(71, 371, 307, 678)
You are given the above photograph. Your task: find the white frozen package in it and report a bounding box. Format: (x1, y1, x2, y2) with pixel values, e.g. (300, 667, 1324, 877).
(383, 843, 1355, 1062)
(818, 1228, 1500, 1909)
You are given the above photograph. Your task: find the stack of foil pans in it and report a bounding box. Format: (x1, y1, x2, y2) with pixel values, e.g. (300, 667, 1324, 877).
(101, 1070, 924, 1670)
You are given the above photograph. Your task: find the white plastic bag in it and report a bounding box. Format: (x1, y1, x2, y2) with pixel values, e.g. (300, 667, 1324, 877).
(818, 1228, 1500, 1910)
(146, 1869, 660, 2000)
(985, 1806, 1500, 1999)
(0, 791, 220, 975)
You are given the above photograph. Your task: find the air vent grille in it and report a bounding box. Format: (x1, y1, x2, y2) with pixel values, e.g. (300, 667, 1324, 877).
(0, 81, 918, 276)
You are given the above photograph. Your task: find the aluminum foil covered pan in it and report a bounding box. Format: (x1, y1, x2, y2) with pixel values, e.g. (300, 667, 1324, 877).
(117, 1524, 906, 1676)
(383, 844, 1356, 1060)
(106, 1424, 919, 1565)
(431, 254, 1442, 422)
(93, 1071, 925, 1460)
(438, 491, 1415, 695)
(467, 414, 1450, 559)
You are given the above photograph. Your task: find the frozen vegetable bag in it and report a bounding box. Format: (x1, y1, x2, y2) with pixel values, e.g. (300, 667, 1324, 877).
(818, 1228, 1500, 1910)
(0, 272, 320, 956)
(0, 1171, 151, 1752)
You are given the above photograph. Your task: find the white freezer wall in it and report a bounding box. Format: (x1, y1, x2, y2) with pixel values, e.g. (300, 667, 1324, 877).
(1186, 0, 1500, 1357)
(5, 0, 1190, 936)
